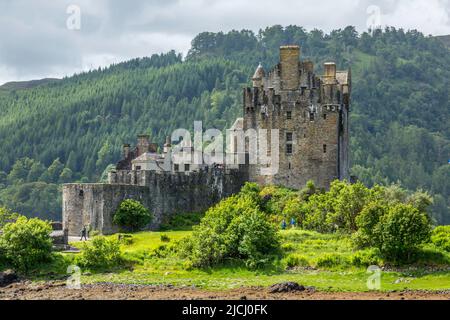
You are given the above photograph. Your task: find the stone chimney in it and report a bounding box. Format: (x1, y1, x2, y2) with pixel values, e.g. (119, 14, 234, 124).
(123, 144, 131, 159)
(137, 134, 150, 156)
(323, 62, 337, 84)
(163, 136, 171, 154)
(280, 45, 300, 90)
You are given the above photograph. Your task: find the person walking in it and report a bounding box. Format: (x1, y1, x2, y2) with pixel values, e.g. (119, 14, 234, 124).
(281, 219, 287, 230)
(290, 217, 296, 229)
(80, 225, 88, 241)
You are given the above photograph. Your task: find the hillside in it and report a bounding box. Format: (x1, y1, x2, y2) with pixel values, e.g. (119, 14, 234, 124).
(435, 35, 450, 48)
(0, 78, 60, 91)
(0, 26, 449, 223)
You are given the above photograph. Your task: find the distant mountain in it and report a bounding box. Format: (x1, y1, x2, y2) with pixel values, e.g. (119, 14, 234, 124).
(0, 78, 60, 91)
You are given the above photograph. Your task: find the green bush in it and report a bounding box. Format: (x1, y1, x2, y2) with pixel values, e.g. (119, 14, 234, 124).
(182, 193, 280, 268)
(349, 249, 383, 267)
(76, 236, 122, 269)
(375, 204, 431, 262)
(283, 254, 310, 268)
(113, 199, 153, 232)
(431, 226, 450, 252)
(117, 234, 134, 245)
(159, 212, 203, 231)
(315, 253, 345, 268)
(160, 234, 171, 242)
(353, 202, 386, 248)
(0, 216, 53, 272)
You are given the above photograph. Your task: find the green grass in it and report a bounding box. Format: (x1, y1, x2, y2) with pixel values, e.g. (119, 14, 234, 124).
(61, 229, 450, 292)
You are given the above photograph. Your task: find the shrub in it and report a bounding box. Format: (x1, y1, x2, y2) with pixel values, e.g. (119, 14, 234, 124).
(159, 212, 204, 231)
(375, 204, 431, 262)
(76, 236, 122, 269)
(160, 234, 171, 242)
(113, 199, 153, 232)
(431, 226, 450, 252)
(315, 253, 345, 268)
(183, 194, 280, 268)
(353, 202, 386, 248)
(283, 254, 310, 268)
(0, 216, 53, 272)
(117, 234, 133, 245)
(349, 249, 383, 267)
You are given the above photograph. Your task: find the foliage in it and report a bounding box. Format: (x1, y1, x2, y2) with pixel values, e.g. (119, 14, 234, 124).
(0, 207, 19, 229)
(356, 203, 432, 262)
(113, 199, 153, 232)
(182, 193, 280, 268)
(431, 226, 450, 252)
(160, 234, 171, 242)
(159, 212, 204, 231)
(283, 254, 311, 268)
(76, 236, 122, 269)
(0, 216, 53, 271)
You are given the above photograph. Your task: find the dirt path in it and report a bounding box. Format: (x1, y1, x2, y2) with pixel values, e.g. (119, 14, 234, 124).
(1, 281, 450, 300)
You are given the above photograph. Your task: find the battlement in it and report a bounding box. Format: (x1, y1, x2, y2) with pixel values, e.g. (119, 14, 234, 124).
(63, 168, 248, 236)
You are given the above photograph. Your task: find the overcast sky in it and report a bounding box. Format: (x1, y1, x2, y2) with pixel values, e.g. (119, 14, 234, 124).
(0, 0, 449, 85)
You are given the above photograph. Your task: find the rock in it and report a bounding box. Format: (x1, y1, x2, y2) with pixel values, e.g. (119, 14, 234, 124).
(269, 282, 305, 293)
(0, 270, 19, 287)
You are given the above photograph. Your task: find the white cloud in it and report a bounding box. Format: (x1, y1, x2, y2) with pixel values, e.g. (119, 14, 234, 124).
(0, 0, 448, 85)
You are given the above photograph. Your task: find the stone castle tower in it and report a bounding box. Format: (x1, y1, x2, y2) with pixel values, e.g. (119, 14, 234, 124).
(244, 45, 351, 190)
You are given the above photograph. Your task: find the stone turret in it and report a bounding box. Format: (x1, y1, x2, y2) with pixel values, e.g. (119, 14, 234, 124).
(252, 63, 265, 87)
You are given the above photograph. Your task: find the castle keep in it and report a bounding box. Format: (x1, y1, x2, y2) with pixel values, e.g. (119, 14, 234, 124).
(244, 45, 350, 189)
(62, 46, 351, 236)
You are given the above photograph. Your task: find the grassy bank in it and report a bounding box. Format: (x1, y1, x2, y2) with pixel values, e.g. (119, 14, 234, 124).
(62, 229, 450, 292)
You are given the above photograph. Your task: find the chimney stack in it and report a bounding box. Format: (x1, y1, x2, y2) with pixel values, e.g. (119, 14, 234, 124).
(280, 45, 300, 90)
(123, 144, 131, 159)
(137, 134, 151, 156)
(324, 62, 337, 84)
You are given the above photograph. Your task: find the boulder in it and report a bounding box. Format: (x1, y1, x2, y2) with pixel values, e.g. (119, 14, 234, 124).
(0, 269, 19, 287)
(269, 282, 305, 293)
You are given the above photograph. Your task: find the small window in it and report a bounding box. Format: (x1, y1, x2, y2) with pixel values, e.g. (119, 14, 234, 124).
(174, 164, 179, 172)
(136, 166, 142, 171)
(323, 114, 327, 120)
(288, 162, 292, 170)
(286, 111, 292, 120)
(309, 112, 315, 121)
(79, 190, 84, 197)
(323, 144, 327, 153)
(286, 132, 293, 142)
(184, 164, 190, 172)
(286, 144, 293, 155)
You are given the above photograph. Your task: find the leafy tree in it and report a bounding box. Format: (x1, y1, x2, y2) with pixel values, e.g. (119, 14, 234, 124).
(374, 204, 431, 262)
(183, 193, 280, 268)
(0, 216, 53, 271)
(40, 158, 64, 183)
(113, 199, 152, 232)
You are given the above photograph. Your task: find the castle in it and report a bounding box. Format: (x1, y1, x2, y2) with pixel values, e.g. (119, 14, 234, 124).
(62, 45, 351, 236)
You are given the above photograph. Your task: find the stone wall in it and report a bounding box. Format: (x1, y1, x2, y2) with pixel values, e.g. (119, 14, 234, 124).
(63, 168, 248, 236)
